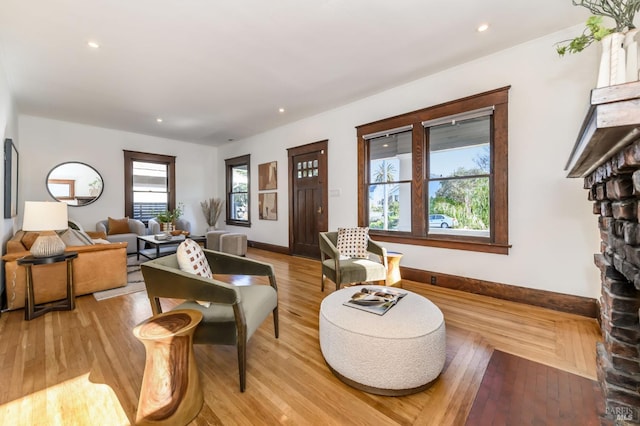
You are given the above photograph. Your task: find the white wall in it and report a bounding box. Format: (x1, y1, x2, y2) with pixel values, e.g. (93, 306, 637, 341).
(18, 116, 218, 235)
(0, 57, 18, 299)
(0, 58, 18, 232)
(218, 25, 602, 299)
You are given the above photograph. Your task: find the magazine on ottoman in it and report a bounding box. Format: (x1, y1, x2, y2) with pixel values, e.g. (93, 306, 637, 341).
(343, 287, 407, 315)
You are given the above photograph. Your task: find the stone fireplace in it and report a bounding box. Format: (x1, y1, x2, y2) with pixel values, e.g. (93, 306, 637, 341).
(567, 82, 640, 424)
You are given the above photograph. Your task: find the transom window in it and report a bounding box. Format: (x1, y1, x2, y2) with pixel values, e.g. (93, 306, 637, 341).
(225, 154, 251, 226)
(357, 87, 510, 254)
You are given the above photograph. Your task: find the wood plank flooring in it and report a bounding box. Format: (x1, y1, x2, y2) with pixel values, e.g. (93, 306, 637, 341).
(0, 248, 602, 425)
(465, 350, 602, 425)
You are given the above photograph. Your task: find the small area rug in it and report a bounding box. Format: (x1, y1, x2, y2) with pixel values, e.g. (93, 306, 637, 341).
(93, 256, 146, 301)
(465, 350, 602, 425)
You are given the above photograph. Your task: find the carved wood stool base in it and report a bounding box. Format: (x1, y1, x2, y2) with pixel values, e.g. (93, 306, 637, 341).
(133, 309, 203, 425)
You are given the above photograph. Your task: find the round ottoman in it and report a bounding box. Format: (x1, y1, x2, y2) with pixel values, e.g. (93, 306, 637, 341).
(319, 286, 446, 396)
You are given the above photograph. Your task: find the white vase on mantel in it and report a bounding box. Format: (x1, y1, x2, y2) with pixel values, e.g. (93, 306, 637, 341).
(624, 29, 640, 82)
(596, 30, 640, 88)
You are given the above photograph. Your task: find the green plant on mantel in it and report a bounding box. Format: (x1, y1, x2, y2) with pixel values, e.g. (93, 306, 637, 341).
(556, 0, 640, 56)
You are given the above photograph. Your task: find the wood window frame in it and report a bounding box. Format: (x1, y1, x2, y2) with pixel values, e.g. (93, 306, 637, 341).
(47, 179, 75, 200)
(356, 86, 511, 254)
(225, 154, 251, 227)
(124, 150, 176, 221)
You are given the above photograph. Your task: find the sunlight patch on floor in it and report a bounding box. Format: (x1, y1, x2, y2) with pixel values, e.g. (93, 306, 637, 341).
(0, 373, 130, 426)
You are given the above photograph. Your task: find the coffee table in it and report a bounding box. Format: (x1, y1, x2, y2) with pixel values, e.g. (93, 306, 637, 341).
(137, 235, 206, 260)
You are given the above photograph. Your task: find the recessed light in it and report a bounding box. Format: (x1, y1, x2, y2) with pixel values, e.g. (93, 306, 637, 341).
(156, 118, 163, 123)
(87, 41, 100, 49)
(383, 144, 389, 147)
(278, 108, 285, 113)
(477, 23, 489, 32)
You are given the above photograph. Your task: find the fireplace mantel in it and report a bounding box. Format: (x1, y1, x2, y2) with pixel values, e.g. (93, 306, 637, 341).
(567, 82, 640, 424)
(566, 81, 640, 178)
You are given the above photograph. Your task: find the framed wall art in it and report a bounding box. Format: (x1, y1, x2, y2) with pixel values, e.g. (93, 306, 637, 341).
(258, 161, 277, 190)
(4, 138, 18, 218)
(259, 192, 277, 220)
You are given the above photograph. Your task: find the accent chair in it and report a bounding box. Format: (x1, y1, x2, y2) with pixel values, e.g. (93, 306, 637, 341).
(319, 231, 387, 291)
(96, 218, 146, 255)
(140, 249, 279, 392)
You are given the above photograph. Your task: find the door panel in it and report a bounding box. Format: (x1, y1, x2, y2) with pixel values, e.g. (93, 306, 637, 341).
(288, 141, 328, 259)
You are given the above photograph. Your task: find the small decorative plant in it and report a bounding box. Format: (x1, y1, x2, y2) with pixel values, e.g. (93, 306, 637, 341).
(172, 202, 184, 221)
(156, 212, 171, 224)
(556, 0, 640, 56)
(88, 178, 102, 196)
(157, 202, 184, 223)
(89, 178, 102, 191)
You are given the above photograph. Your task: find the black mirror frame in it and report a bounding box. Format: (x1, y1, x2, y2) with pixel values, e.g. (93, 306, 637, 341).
(46, 161, 104, 207)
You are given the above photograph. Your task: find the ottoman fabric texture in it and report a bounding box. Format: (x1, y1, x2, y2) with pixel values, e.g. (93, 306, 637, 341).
(319, 286, 446, 393)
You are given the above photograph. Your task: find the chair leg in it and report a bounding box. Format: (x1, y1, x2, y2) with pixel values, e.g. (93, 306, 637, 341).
(150, 297, 163, 315)
(273, 306, 279, 338)
(321, 275, 325, 292)
(237, 338, 247, 392)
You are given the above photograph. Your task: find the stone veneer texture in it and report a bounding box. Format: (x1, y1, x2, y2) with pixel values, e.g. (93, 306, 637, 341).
(587, 140, 640, 425)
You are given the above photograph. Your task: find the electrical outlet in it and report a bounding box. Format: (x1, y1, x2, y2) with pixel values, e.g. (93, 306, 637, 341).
(431, 276, 436, 284)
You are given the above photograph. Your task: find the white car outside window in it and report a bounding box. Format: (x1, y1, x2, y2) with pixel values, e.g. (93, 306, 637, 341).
(429, 214, 457, 228)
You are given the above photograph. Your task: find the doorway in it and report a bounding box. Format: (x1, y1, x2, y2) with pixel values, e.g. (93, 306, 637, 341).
(288, 140, 328, 258)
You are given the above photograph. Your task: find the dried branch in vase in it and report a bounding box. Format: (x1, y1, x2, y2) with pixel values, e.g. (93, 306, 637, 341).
(201, 197, 224, 228)
(573, 0, 640, 31)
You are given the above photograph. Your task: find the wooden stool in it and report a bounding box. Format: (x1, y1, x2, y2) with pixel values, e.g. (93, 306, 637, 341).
(133, 309, 203, 425)
(385, 251, 403, 287)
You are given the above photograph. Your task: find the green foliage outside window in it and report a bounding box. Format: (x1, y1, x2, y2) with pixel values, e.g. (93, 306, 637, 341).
(430, 166, 490, 231)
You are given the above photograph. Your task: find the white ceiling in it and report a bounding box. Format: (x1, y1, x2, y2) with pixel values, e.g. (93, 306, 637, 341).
(0, 0, 588, 146)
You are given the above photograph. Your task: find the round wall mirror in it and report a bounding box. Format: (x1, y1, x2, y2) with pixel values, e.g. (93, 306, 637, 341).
(46, 162, 103, 207)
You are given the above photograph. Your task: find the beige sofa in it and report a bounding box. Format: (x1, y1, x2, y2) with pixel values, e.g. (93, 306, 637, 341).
(3, 230, 128, 310)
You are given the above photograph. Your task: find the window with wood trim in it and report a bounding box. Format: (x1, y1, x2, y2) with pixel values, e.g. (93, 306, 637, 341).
(357, 87, 510, 254)
(225, 154, 251, 227)
(124, 150, 176, 225)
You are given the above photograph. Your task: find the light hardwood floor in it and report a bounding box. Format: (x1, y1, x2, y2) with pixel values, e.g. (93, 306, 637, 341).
(0, 248, 601, 425)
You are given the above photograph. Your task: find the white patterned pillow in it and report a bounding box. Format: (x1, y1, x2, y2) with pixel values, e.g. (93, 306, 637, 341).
(177, 239, 213, 307)
(336, 227, 369, 259)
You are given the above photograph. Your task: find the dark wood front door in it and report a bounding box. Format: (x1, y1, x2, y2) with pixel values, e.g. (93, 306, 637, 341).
(288, 140, 328, 258)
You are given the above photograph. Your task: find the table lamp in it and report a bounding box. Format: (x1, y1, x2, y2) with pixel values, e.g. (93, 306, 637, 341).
(22, 201, 68, 257)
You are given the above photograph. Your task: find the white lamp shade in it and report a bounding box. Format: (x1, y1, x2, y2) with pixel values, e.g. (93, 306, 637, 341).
(22, 201, 68, 231)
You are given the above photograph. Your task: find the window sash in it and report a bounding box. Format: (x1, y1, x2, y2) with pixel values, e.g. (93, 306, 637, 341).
(225, 154, 251, 226)
(124, 151, 176, 224)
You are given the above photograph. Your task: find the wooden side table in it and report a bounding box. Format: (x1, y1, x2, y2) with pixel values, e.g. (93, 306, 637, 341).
(385, 251, 403, 287)
(133, 309, 203, 425)
(17, 251, 78, 321)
